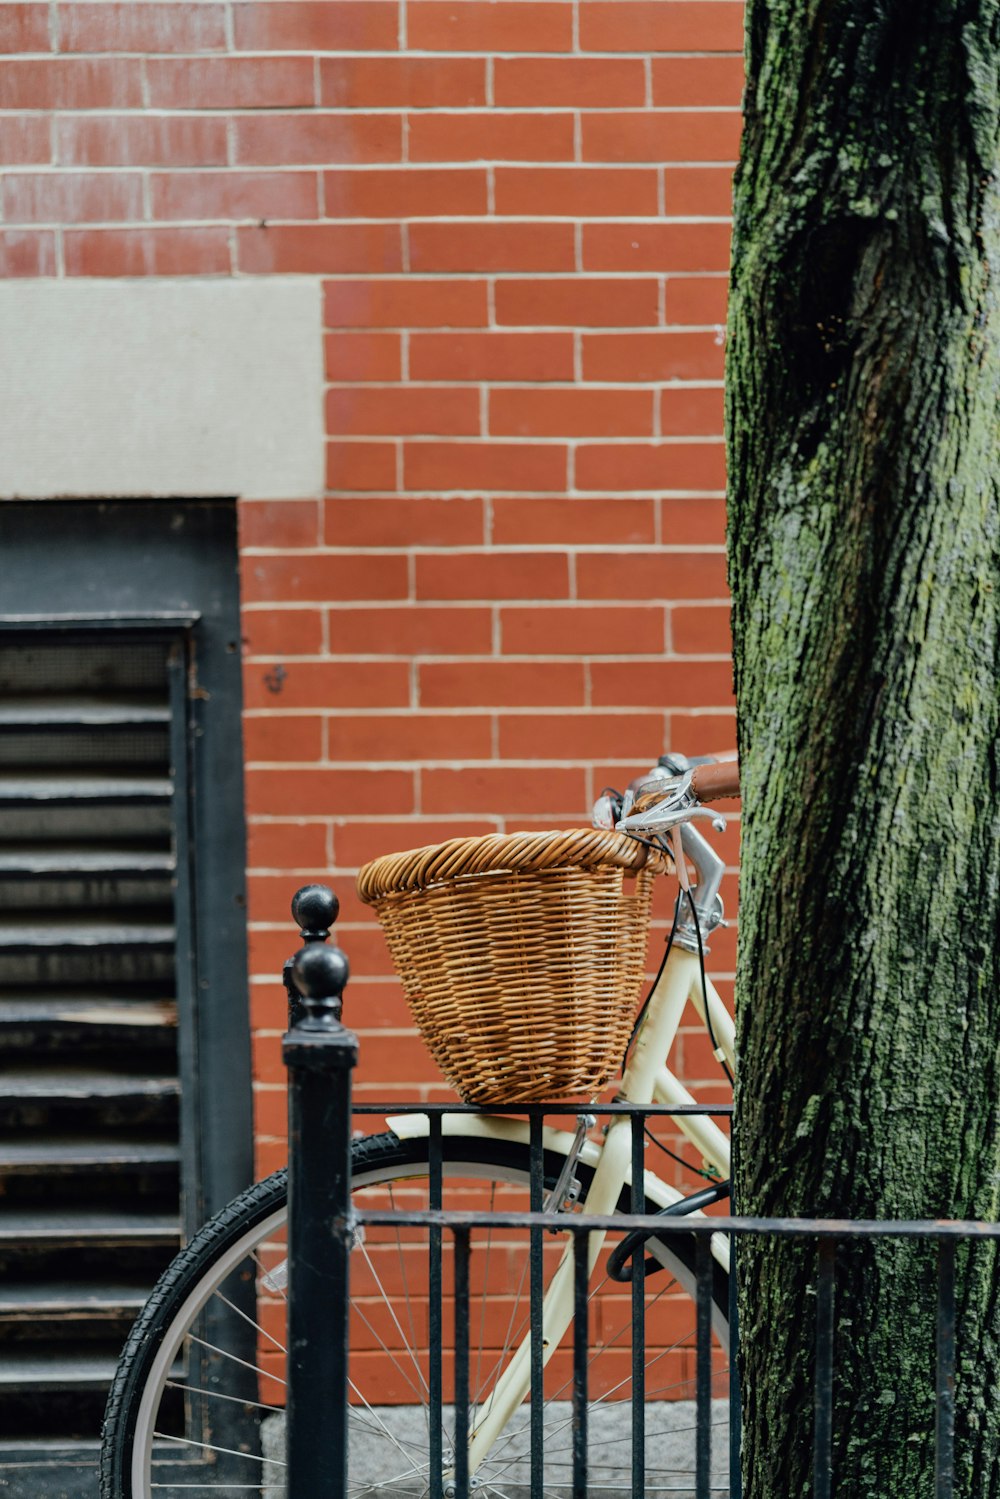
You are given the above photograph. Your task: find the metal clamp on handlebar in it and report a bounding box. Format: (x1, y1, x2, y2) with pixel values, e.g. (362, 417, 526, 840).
(616, 769, 726, 838)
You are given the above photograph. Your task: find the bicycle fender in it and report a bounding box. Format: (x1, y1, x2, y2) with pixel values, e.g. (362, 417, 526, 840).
(384, 1112, 685, 1212)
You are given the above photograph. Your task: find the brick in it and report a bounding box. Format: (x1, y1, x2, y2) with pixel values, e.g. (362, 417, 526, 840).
(660, 497, 728, 545)
(653, 57, 745, 108)
(242, 661, 411, 710)
(233, 1, 399, 50)
(250, 1083, 286, 1140)
(321, 56, 484, 108)
(495, 278, 659, 328)
(248, 878, 381, 929)
(665, 276, 729, 326)
(408, 113, 575, 164)
(407, 2, 572, 52)
(147, 57, 314, 110)
(247, 818, 329, 871)
(590, 660, 735, 708)
(243, 714, 324, 763)
(408, 221, 574, 273)
(326, 386, 480, 437)
(323, 167, 487, 218)
(0, 4, 49, 51)
(324, 496, 483, 547)
(237, 223, 402, 274)
(241, 608, 325, 656)
(2, 171, 142, 224)
(582, 112, 742, 164)
(0, 115, 50, 166)
(664, 166, 735, 217)
(63, 227, 230, 276)
(57, 114, 228, 167)
(494, 57, 645, 108)
(579, 3, 745, 52)
(415, 551, 569, 602)
(235, 113, 401, 167)
(3, 58, 141, 109)
(671, 604, 732, 655)
(61, 3, 227, 53)
(501, 605, 665, 656)
(575, 442, 726, 492)
(152, 170, 319, 222)
(494, 166, 658, 219)
(242, 553, 408, 603)
(323, 278, 488, 330)
(239, 499, 321, 550)
(328, 604, 493, 655)
(582, 331, 724, 382)
(247, 768, 413, 818)
(491, 496, 655, 546)
(498, 711, 666, 761)
(584, 223, 732, 273)
(325, 332, 401, 382)
(422, 767, 586, 817)
(326, 441, 398, 491)
(328, 711, 493, 761)
(0, 229, 55, 276)
(420, 661, 585, 709)
(403, 442, 567, 493)
(409, 331, 573, 383)
(576, 550, 729, 600)
(333, 819, 497, 867)
(660, 386, 725, 436)
(490, 387, 653, 439)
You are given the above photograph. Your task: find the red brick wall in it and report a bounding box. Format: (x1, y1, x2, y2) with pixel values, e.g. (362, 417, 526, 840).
(1, 0, 741, 1176)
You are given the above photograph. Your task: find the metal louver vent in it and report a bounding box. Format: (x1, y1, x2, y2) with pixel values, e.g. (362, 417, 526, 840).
(0, 637, 184, 1449)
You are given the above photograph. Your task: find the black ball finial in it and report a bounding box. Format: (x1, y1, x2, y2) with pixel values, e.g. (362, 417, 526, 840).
(291, 883, 339, 939)
(292, 942, 350, 1026)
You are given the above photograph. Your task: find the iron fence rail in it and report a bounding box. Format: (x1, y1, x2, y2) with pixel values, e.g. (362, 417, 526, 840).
(281, 914, 978, 1499)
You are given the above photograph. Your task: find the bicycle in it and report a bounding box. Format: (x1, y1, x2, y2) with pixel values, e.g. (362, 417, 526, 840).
(100, 749, 740, 1499)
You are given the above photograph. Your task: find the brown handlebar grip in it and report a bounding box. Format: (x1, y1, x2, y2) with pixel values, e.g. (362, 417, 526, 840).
(690, 759, 740, 802)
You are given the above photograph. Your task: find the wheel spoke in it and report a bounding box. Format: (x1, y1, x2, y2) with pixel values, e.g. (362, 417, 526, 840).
(113, 1142, 728, 1499)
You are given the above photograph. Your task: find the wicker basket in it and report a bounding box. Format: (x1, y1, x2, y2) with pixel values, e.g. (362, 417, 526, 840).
(356, 827, 666, 1105)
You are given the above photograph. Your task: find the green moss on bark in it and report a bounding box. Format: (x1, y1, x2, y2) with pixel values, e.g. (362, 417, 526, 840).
(727, 2, 1000, 1494)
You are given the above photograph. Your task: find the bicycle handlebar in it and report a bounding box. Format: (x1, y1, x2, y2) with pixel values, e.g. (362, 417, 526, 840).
(689, 759, 740, 803)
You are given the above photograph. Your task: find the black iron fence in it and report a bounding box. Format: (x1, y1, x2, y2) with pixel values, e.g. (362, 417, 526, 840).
(280, 895, 983, 1499)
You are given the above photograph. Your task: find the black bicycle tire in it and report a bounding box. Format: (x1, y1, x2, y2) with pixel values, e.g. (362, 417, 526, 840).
(101, 1129, 730, 1499)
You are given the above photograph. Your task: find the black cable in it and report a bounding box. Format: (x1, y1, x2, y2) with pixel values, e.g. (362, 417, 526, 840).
(685, 886, 735, 1088)
(620, 877, 683, 1076)
(642, 1124, 721, 1183)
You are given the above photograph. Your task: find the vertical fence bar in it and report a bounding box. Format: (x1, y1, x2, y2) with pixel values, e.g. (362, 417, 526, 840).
(429, 1112, 444, 1499)
(529, 1111, 544, 1499)
(728, 1234, 742, 1499)
(935, 1238, 956, 1499)
(814, 1238, 835, 1499)
(572, 1228, 589, 1499)
(453, 1227, 471, 1499)
(695, 1232, 712, 1499)
(283, 937, 356, 1499)
(630, 1109, 646, 1499)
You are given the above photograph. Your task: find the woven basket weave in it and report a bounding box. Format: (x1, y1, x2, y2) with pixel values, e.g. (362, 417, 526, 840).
(357, 828, 666, 1105)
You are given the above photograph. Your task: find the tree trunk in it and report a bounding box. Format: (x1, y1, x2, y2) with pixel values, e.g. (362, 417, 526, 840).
(726, 3, 1000, 1494)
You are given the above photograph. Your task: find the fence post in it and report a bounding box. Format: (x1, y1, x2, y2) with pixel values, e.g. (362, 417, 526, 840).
(282, 885, 357, 1499)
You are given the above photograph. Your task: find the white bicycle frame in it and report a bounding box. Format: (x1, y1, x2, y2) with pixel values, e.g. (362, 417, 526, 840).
(389, 915, 735, 1477)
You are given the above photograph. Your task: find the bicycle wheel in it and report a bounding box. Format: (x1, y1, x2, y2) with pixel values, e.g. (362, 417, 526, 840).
(101, 1130, 730, 1499)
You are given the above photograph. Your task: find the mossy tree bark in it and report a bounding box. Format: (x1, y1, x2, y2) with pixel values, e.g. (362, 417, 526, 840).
(726, 3, 1000, 1494)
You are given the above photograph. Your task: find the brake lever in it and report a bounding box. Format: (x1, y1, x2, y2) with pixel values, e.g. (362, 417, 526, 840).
(615, 769, 727, 836)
